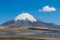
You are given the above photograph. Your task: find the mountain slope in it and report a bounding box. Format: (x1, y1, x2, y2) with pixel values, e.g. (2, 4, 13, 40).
(1, 13, 37, 26)
(1, 12, 60, 29)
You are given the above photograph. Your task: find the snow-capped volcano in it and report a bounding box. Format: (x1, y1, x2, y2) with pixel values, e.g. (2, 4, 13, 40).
(1, 12, 60, 30)
(1, 12, 38, 26)
(14, 13, 37, 22)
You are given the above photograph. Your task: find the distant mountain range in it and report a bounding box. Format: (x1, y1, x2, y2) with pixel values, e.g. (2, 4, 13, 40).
(1, 12, 60, 30)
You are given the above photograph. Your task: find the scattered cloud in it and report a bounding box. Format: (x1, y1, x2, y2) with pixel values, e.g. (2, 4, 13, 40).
(39, 6, 56, 12)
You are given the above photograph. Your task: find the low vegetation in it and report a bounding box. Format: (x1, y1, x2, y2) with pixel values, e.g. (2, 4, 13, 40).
(0, 36, 59, 40)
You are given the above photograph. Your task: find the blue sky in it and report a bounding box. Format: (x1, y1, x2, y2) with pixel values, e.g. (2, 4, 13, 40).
(0, 0, 60, 25)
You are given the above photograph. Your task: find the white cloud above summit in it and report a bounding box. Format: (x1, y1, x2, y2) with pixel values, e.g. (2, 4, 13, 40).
(39, 6, 56, 12)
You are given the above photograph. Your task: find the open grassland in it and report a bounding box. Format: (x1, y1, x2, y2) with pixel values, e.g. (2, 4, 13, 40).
(0, 36, 59, 40)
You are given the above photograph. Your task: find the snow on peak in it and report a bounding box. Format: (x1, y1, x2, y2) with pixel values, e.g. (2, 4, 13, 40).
(14, 13, 37, 22)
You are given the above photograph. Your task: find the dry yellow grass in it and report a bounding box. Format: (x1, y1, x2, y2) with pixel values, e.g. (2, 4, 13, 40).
(0, 36, 59, 40)
(49, 38, 60, 40)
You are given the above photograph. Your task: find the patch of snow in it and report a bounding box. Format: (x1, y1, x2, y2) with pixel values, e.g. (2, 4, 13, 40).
(14, 13, 37, 22)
